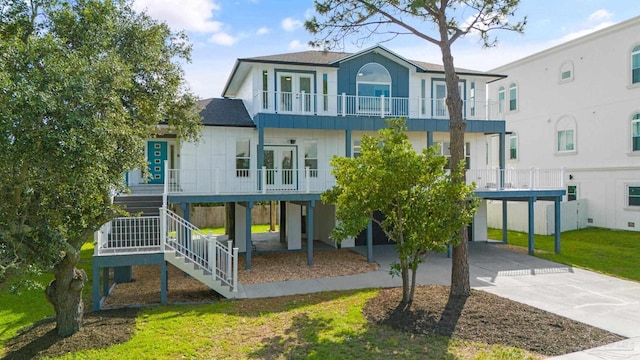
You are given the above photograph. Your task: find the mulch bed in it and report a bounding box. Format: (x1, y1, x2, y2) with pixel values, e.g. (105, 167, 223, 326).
(363, 286, 626, 357)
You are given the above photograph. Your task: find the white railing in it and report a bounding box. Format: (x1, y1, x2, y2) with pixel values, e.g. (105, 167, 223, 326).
(467, 168, 565, 190)
(162, 208, 238, 291)
(167, 167, 337, 195)
(94, 216, 162, 255)
(254, 91, 504, 120)
(94, 209, 238, 292)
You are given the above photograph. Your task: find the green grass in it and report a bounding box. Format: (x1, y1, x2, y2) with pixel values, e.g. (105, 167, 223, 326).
(488, 227, 640, 281)
(53, 290, 536, 360)
(0, 243, 95, 352)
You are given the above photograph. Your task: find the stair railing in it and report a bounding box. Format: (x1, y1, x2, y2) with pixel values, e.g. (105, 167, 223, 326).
(161, 207, 238, 292)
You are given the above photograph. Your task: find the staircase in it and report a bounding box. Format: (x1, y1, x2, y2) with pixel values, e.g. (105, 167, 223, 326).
(95, 206, 239, 298)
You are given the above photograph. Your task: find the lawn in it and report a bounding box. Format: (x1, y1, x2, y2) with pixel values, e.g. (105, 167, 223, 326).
(488, 227, 640, 281)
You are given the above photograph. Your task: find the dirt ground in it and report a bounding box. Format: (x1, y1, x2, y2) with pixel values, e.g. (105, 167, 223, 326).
(3, 248, 625, 359)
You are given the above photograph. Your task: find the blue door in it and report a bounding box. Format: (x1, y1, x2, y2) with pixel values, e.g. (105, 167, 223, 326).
(147, 141, 168, 184)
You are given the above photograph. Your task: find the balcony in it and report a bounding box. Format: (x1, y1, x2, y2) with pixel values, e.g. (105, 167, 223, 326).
(164, 167, 564, 196)
(253, 91, 505, 120)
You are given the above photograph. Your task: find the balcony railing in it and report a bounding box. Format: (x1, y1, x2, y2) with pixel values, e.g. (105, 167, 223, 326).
(254, 91, 504, 120)
(165, 167, 564, 196)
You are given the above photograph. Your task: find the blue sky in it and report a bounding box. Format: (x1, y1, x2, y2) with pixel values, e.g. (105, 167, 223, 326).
(132, 0, 640, 99)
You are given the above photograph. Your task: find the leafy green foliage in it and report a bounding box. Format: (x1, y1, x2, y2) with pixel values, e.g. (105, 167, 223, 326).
(0, 0, 201, 334)
(323, 119, 477, 302)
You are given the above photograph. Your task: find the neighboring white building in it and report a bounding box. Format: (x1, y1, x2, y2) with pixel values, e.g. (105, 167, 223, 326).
(488, 15, 640, 232)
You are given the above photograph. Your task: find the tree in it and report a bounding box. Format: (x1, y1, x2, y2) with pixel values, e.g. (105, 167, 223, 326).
(322, 118, 477, 304)
(0, 0, 201, 337)
(306, 0, 525, 297)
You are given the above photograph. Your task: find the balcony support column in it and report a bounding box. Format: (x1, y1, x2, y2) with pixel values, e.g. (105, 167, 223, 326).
(426, 131, 433, 148)
(345, 129, 352, 157)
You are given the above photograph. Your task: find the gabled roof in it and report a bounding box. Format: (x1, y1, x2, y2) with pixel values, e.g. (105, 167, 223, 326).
(223, 45, 505, 97)
(198, 98, 255, 127)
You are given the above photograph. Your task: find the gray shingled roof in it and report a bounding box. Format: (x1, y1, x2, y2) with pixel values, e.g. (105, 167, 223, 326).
(240, 48, 487, 75)
(198, 98, 255, 127)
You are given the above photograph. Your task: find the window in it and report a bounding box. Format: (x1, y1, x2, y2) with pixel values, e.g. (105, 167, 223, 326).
(632, 45, 640, 84)
(633, 113, 640, 151)
(629, 186, 640, 206)
(356, 63, 391, 114)
(557, 129, 575, 152)
(304, 141, 318, 177)
(352, 140, 361, 158)
(509, 132, 517, 160)
(559, 61, 573, 82)
(567, 185, 577, 201)
(262, 70, 268, 110)
(322, 74, 328, 112)
(509, 83, 517, 111)
(470, 82, 476, 116)
(236, 139, 250, 177)
(498, 86, 505, 114)
(556, 116, 576, 153)
(437, 141, 470, 169)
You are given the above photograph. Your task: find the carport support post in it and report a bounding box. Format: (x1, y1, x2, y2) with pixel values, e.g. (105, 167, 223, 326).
(345, 129, 352, 157)
(307, 200, 315, 266)
(367, 220, 373, 263)
(554, 197, 561, 254)
(160, 260, 168, 304)
(528, 197, 535, 255)
(502, 200, 508, 244)
(92, 264, 102, 311)
(245, 201, 254, 270)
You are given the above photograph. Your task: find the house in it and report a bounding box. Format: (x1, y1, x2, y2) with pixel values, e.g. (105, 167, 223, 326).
(487, 15, 640, 233)
(91, 45, 565, 309)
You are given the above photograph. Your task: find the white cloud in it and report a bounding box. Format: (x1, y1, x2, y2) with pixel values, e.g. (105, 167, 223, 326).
(288, 40, 310, 51)
(588, 9, 613, 23)
(209, 32, 238, 46)
(133, 0, 222, 33)
(281, 17, 303, 32)
(256, 27, 270, 35)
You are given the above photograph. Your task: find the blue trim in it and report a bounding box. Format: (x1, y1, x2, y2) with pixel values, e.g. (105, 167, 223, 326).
(255, 113, 505, 133)
(474, 189, 565, 201)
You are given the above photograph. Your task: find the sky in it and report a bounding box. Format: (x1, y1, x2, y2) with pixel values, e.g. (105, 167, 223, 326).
(131, 0, 640, 99)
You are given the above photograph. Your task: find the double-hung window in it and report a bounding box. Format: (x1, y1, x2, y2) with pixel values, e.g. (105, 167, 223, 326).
(557, 129, 575, 152)
(509, 83, 518, 111)
(509, 132, 518, 160)
(628, 186, 640, 206)
(498, 86, 505, 114)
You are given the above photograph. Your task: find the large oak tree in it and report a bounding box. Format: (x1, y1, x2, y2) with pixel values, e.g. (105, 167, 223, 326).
(306, 0, 525, 296)
(0, 0, 201, 336)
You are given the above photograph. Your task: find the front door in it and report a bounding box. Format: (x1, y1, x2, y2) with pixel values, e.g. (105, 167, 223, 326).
(264, 146, 297, 190)
(147, 141, 168, 184)
(278, 73, 314, 114)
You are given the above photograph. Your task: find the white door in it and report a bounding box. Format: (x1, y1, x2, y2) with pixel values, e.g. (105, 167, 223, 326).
(264, 146, 297, 191)
(278, 74, 314, 114)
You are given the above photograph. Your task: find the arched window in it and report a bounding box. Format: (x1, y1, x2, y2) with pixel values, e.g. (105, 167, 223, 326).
(560, 61, 574, 82)
(509, 82, 518, 111)
(632, 113, 640, 151)
(556, 116, 576, 153)
(498, 86, 505, 114)
(356, 63, 391, 114)
(632, 45, 640, 84)
(356, 63, 391, 97)
(509, 132, 518, 160)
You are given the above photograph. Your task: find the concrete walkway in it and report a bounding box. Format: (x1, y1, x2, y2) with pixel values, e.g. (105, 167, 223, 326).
(236, 242, 640, 359)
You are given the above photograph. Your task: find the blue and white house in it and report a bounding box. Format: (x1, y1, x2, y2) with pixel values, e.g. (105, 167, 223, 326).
(92, 45, 566, 308)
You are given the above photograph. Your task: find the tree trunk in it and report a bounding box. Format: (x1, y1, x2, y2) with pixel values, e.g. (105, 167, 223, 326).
(400, 258, 410, 304)
(409, 266, 418, 303)
(45, 251, 86, 337)
(437, 16, 471, 297)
